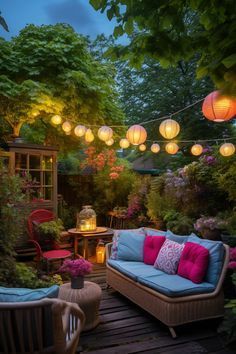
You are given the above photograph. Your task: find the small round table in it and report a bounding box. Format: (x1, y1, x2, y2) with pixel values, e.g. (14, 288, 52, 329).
(58, 281, 102, 331)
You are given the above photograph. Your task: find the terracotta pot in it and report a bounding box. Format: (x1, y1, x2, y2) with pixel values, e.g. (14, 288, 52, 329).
(71, 276, 84, 289)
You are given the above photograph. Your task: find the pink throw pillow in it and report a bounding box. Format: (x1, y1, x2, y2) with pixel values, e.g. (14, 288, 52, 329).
(154, 239, 184, 274)
(143, 235, 166, 265)
(177, 242, 209, 283)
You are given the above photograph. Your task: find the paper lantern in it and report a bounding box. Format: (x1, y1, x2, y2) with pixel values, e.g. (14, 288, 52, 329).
(219, 143, 235, 156)
(96, 240, 105, 263)
(85, 128, 94, 143)
(191, 144, 203, 156)
(105, 138, 114, 146)
(98, 126, 113, 141)
(62, 121, 72, 133)
(139, 144, 146, 151)
(151, 143, 160, 153)
(51, 115, 62, 125)
(119, 138, 130, 149)
(126, 125, 147, 145)
(202, 91, 236, 122)
(165, 142, 179, 154)
(74, 125, 86, 137)
(159, 119, 180, 139)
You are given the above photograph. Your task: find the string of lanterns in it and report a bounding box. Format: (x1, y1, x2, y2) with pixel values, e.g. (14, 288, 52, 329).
(50, 90, 236, 157)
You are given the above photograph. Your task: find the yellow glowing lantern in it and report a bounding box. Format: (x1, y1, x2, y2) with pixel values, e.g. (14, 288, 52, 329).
(85, 128, 94, 142)
(202, 91, 236, 122)
(51, 114, 62, 125)
(151, 143, 160, 153)
(139, 144, 146, 151)
(76, 205, 97, 231)
(62, 121, 72, 133)
(126, 125, 147, 145)
(165, 142, 179, 154)
(191, 144, 203, 156)
(219, 143, 235, 156)
(119, 138, 130, 149)
(105, 138, 114, 146)
(96, 240, 105, 263)
(98, 126, 113, 141)
(159, 119, 180, 139)
(74, 125, 86, 137)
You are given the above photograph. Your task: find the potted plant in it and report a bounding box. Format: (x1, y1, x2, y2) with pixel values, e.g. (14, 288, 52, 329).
(37, 219, 64, 244)
(194, 216, 227, 240)
(59, 258, 92, 289)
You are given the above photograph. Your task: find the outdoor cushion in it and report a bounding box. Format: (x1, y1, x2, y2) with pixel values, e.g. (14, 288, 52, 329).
(178, 242, 209, 283)
(154, 239, 184, 274)
(110, 228, 144, 260)
(143, 227, 166, 237)
(107, 259, 163, 281)
(143, 235, 166, 265)
(0, 285, 59, 302)
(137, 273, 215, 297)
(188, 235, 224, 286)
(117, 229, 146, 261)
(166, 230, 196, 244)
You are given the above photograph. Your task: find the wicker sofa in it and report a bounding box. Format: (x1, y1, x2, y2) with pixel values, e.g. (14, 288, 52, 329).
(106, 229, 229, 338)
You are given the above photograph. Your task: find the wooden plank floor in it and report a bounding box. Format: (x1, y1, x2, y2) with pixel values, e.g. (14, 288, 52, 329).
(78, 262, 235, 354)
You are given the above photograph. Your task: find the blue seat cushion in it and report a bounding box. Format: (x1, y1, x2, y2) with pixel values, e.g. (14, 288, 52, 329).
(107, 259, 163, 281)
(0, 285, 59, 302)
(117, 230, 146, 261)
(188, 235, 224, 286)
(138, 273, 215, 297)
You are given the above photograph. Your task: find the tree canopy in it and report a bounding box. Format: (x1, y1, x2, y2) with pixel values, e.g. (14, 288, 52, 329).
(90, 0, 236, 95)
(0, 24, 124, 146)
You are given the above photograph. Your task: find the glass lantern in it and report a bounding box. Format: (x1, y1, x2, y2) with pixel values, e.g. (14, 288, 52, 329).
(76, 205, 97, 232)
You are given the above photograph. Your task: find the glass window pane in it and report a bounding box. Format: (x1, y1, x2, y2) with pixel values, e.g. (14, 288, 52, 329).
(44, 187, 52, 200)
(43, 171, 52, 185)
(15, 153, 27, 169)
(30, 171, 41, 183)
(29, 155, 40, 169)
(42, 156, 53, 170)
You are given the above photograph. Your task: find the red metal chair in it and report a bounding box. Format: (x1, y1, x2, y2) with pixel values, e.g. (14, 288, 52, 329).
(27, 209, 72, 272)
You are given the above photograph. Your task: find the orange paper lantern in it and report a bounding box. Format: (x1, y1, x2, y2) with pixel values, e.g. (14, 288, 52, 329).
(165, 142, 179, 154)
(191, 144, 203, 156)
(151, 143, 160, 153)
(119, 138, 130, 149)
(219, 143, 235, 156)
(159, 119, 180, 139)
(139, 144, 146, 151)
(202, 91, 236, 122)
(126, 125, 147, 145)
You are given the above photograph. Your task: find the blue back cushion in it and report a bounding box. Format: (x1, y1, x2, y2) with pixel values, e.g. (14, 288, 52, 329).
(166, 230, 195, 244)
(117, 230, 146, 261)
(0, 285, 59, 302)
(144, 228, 166, 237)
(188, 235, 224, 286)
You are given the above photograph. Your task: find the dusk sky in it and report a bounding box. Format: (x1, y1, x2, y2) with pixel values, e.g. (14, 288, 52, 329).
(0, 0, 118, 40)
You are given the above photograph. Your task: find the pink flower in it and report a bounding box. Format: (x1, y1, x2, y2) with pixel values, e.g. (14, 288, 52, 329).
(228, 261, 236, 270)
(230, 247, 236, 261)
(109, 172, 119, 180)
(59, 258, 92, 277)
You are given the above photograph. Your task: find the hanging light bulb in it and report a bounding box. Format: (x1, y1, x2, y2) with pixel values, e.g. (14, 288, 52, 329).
(74, 125, 86, 137)
(139, 144, 146, 151)
(165, 142, 179, 154)
(159, 119, 180, 139)
(191, 144, 203, 156)
(219, 143, 235, 156)
(85, 128, 94, 143)
(126, 125, 147, 145)
(119, 138, 130, 149)
(151, 143, 160, 153)
(202, 91, 236, 122)
(98, 126, 113, 141)
(62, 121, 72, 133)
(51, 114, 62, 125)
(105, 138, 114, 146)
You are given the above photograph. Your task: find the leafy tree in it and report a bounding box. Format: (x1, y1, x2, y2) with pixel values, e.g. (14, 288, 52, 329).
(0, 24, 124, 147)
(90, 0, 236, 94)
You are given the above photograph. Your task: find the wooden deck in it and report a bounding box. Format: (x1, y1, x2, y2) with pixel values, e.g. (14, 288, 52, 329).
(79, 262, 234, 354)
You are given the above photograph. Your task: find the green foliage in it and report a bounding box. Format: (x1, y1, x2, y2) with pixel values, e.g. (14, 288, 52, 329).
(90, 0, 236, 94)
(37, 219, 64, 243)
(164, 211, 194, 235)
(14, 263, 55, 289)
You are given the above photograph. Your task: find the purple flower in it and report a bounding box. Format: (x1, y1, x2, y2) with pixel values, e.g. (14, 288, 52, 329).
(59, 258, 92, 277)
(228, 261, 236, 270)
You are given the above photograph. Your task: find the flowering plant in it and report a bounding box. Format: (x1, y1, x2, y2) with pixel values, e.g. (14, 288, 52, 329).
(228, 248, 236, 271)
(194, 216, 227, 232)
(59, 258, 92, 277)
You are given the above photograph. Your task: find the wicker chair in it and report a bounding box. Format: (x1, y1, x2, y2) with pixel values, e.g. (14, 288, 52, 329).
(0, 298, 85, 354)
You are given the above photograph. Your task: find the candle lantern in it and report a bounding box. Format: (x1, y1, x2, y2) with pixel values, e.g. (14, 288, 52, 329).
(96, 240, 105, 263)
(76, 205, 97, 232)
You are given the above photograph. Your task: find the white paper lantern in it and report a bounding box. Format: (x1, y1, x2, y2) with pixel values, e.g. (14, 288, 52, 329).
(159, 119, 180, 139)
(191, 144, 203, 156)
(139, 144, 146, 151)
(105, 138, 114, 146)
(151, 143, 160, 153)
(98, 126, 113, 141)
(165, 142, 179, 154)
(219, 143, 235, 156)
(62, 121, 72, 133)
(85, 128, 94, 143)
(119, 138, 130, 149)
(126, 125, 147, 145)
(74, 125, 86, 137)
(51, 115, 62, 125)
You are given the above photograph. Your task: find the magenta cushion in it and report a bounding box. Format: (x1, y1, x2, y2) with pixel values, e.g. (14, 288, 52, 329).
(154, 239, 184, 274)
(177, 242, 209, 283)
(143, 235, 166, 265)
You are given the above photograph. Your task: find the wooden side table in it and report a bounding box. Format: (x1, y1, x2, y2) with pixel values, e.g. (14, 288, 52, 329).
(58, 281, 102, 331)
